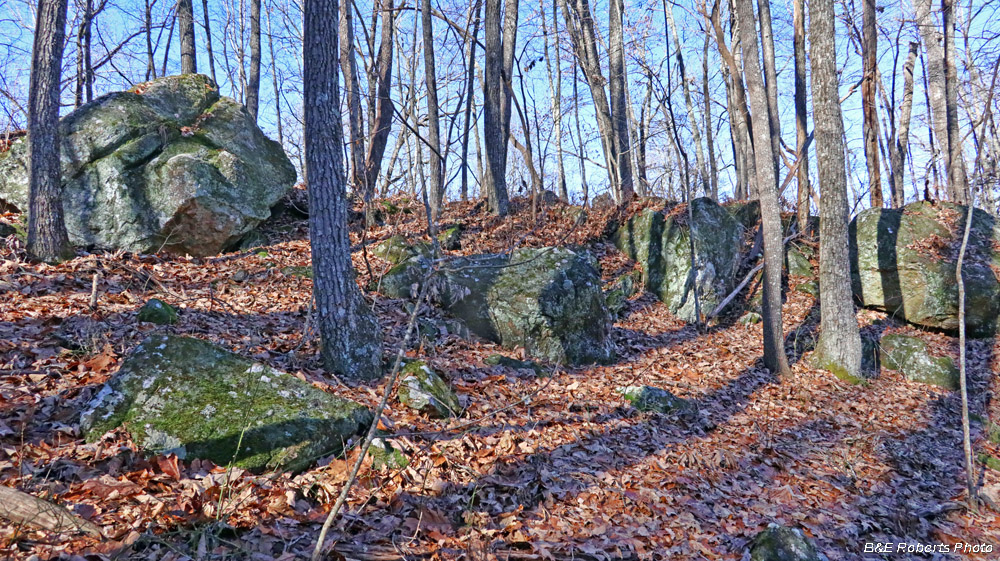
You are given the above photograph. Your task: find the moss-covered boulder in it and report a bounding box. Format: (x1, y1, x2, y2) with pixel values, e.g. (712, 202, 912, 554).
(137, 298, 177, 325)
(0, 74, 295, 257)
(397, 361, 461, 417)
(80, 334, 372, 472)
(373, 235, 430, 264)
(618, 385, 696, 416)
(786, 242, 815, 277)
(614, 198, 743, 322)
(437, 225, 462, 251)
(381, 248, 613, 365)
(484, 354, 545, 375)
(749, 525, 820, 561)
(850, 201, 1000, 335)
(880, 333, 959, 389)
(605, 270, 641, 318)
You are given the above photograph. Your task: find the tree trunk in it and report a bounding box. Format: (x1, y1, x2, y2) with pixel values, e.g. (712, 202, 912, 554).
(363, 0, 396, 200)
(421, 0, 443, 221)
(145, 0, 156, 79)
(734, 0, 789, 375)
(573, 63, 589, 205)
(177, 0, 197, 74)
(341, 0, 366, 196)
(891, 42, 919, 207)
(203, 0, 217, 82)
(608, 0, 634, 202)
(793, 0, 810, 230)
(303, 0, 384, 381)
(27, 0, 73, 263)
(862, 0, 882, 207)
(74, 0, 94, 107)
(482, 0, 510, 215)
(709, 0, 754, 200)
(460, 0, 481, 202)
(941, 0, 968, 203)
(246, 0, 261, 120)
(809, 0, 862, 380)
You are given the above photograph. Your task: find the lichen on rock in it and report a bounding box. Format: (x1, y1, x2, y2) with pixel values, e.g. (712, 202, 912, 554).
(397, 360, 461, 418)
(80, 334, 372, 472)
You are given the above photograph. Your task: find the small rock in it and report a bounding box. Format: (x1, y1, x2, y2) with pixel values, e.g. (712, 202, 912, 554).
(398, 361, 461, 418)
(749, 525, 821, 561)
(137, 299, 177, 325)
(374, 235, 427, 264)
(591, 193, 614, 210)
(0, 221, 14, 238)
(232, 269, 249, 283)
(369, 438, 409, 470)
(437, 225, 462, 251)
(618, 385, 695, 416)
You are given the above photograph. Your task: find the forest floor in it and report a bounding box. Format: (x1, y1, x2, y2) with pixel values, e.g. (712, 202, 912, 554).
(1, 190, 1000, 560)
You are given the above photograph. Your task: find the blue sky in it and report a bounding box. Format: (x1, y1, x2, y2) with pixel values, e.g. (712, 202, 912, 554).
(1, 0, 998, 212)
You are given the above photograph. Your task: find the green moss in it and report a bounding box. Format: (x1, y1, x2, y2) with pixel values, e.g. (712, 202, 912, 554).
(978, 454, 1000, 471)
(812, 353, 865, 385)
(398, 361, 461, 418)
(80, 334, 371, 472)
(137, 299, 178, 325)
(369, 438, 409, 470)
(618, 385, 696, 416)
(280, 266, 313, 279)
(881, 333, 959, 389)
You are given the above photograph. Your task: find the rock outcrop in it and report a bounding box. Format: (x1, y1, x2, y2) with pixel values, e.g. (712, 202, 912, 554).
(614, 198, 744, 321)
(0, 74, 295, 256)
(851, 201, 1000, 335)
(80, 334, 371, 472)
(380, 246, 613, 365)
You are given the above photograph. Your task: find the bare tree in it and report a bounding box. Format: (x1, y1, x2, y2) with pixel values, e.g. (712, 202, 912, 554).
(541, 0, 567, 201)
(303, 0, 384, 380)
(482, 0, 514, 215)
(340, 0, 365, 194)
(363, 0, 396, 202)
(27, 0, 73, 263)
(734, 0, 789, 375)
(608, 0, 633, 202)
(665, 4, 708, 197)
(202, 0, 217, 82)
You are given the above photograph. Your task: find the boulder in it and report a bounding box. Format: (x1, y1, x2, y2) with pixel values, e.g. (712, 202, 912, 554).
(80, 334, 371, 472)
(137, 298, 177, 325)
(786, 242, 815, 277)
(618, 385, 696, 416)
(880, 333, 959, 389)
(374, 235, 429, 264)
(0, 74, 295, 257)
(485, 354, 545, 376)
(749, 525, 821, 561)
(614, 198, 744, 321)
(437, 225, 462, 250)
(605, 270, 641, 318)
(397, 361, 461, 417)
(850, 201, 1000, 335)
(0, 221, 14, 238)
(380, 247, 613, 365)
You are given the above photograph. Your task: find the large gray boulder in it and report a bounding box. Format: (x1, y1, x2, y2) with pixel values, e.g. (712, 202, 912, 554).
(381, 247, 613, 365)
(0, 74, 295, 256)
(614, 197, 744, 321)
(80, 334, 372, 472)
(850, 201, 1000, 335)
(880, 333, 959, 389)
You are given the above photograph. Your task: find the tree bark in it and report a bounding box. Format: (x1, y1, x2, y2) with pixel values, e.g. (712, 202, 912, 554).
(421, 0, 443, 221)
(809, 0, 862, 380)
(703, 31, 718, 201)
(27, 0, 74, 264)
(862, 0, 882, 207)
(246, 0, 261, 120)
(74, 0, 94, 107)
(941, 0, 968, 203)
(608, 0, 634, 202)
(177, 0, 197, 74)
(793, 0, 810, 230)
(303, 0, 384, 381)
(709, 0, 754, 200)
(460, 0, 481, 202)
(734, 0, 789, 375)
(482, 0, 511, 215)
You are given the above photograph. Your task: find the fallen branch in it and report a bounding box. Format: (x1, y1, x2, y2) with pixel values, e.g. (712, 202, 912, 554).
(0, 486, 102, 537)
